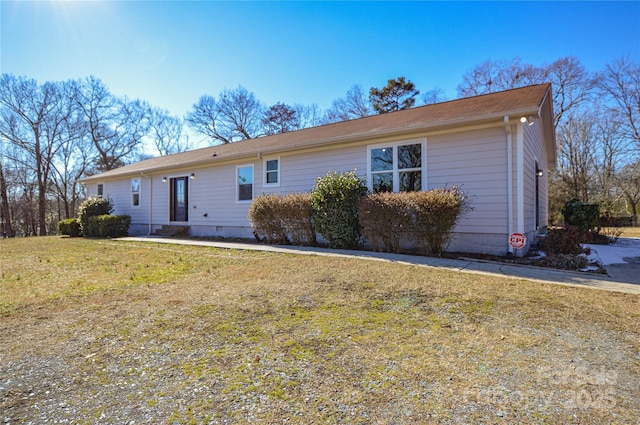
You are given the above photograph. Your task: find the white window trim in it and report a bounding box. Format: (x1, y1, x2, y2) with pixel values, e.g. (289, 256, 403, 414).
(366, 138, 427, 192)
(236, 164, 254, 203)
(131, 178, 141, 208)
(263, 157, 280, 187)
(96, 183, 104, 198)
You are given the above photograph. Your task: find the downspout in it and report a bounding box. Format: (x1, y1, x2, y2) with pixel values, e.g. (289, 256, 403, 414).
(516, 119, 525, 239)
(504, 116, 514, 255)
(141, 172, 152, 235)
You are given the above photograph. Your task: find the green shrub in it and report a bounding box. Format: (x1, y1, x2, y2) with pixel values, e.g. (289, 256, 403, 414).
(407, 187, 472, 256)
(311, 171, 368, 249)
(358, 192, 411, 253)
(562, 199, 599, 232)
(539, 226, 586, 255)
(78, 196, 113, 235)
(58, 218, 82, 237)
(85, 214, 130, 238)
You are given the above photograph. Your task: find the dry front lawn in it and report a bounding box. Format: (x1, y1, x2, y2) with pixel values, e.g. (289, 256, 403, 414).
(1, 237, 639, 424)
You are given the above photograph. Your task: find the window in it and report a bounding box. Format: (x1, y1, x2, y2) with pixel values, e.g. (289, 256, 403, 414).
(237, 165, 254, 201)
(131, 178, 140, 207)
(369, 141, 424, 193)
(97, 184, 104, 198)
(264, 158, 279, 186)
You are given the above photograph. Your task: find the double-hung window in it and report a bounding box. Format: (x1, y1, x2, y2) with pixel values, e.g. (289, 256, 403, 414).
(131, 178, 140, 207)
(237, 165, 254, 202)
(368, 140, 424, 193)
(264, 158, 279, 186)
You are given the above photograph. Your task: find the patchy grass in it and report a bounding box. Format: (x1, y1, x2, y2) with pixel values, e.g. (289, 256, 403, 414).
(619, 226, 640, 238)
(1, 237, 639, 424)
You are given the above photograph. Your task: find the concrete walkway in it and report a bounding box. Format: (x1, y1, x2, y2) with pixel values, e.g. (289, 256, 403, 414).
(117, 237, 640, 295)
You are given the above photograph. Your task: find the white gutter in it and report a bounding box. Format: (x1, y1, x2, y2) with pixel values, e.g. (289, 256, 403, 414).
(504, 116, 514, 254)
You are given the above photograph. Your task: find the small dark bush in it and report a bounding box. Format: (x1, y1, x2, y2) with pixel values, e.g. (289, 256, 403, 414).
(536, 253, 588, 270)
(311, 171, 368, 249)
(85, 214, 130, 237)
(78, 197, 113, 235)
(562, 199, 599, 232)
(539, 226, 586, 255)
(58, 218, 82, 237)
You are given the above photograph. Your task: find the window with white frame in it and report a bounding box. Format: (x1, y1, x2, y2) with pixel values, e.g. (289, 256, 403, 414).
(97, 183, 104, 198)
(264, 158, 279, 186)
(368, 141, 423, 193)
(131, 178, 140, 206)
(237, 165, 254, 201)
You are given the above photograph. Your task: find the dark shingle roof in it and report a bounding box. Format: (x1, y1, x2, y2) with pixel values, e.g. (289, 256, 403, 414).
(81, 84, 554, 182)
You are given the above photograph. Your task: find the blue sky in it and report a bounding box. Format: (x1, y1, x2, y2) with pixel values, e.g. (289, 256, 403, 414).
(2, 1, 639, 119)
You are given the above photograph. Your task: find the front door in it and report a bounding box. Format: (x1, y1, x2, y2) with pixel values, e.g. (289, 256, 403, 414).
(170, 177, 188, 222)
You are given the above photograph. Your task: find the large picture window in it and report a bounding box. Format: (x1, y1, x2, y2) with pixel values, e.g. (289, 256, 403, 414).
(237, 165, 254, 202)
(368, 141, 424, 193)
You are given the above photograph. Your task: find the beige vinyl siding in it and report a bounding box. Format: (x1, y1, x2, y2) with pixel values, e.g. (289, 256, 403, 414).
(523, 120, 548, 233)
(427, 126, 509, 235)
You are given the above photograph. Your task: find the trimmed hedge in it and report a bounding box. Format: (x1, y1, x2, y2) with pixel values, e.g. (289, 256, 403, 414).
(358, 187, 472, 255)
(78, 197, 113, 235)
(408, 187, 472, 255)
(358, 192, 410, 253)
(249, 193, 316, 246)
(311, 171, 368, 249)
(58, 218, 82, 237)
(85, 214, 131, 238)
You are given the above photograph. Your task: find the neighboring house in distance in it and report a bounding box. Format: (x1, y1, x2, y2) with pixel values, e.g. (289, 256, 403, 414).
(79, 84, 555, 256)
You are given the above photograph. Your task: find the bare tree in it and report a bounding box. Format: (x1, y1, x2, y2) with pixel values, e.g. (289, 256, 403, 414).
(546, 56, 597, 128)
(294, 103, 323, 129)
(420, 87, 447, 105)
(186, 86, 264, 144)
(0, 75, 79, 235)
(0, 159, 14, 237)
(325, 84, 372, 122)
(597, 56, 640, 147)
(556, 110, 596, 203)
(458, 56, 594, 128)
(590, 109, 633, 212)
(262, 103, 299, 135)
(149, 108, 188, 156)
(617, 160, 640, 226)
(75, 76, 151, 172)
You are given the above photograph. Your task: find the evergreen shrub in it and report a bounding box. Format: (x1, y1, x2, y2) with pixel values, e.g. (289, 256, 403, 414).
(58, 218, 82, 237)
(78, 197, 113, 235)
(86, 214, 131, 238)
(311, 171, 368, 249)
(562, 199, 599, 232)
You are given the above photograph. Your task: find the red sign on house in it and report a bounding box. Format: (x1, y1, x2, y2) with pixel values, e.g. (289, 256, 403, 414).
(509, 232, 527, 249)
